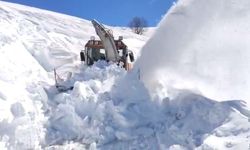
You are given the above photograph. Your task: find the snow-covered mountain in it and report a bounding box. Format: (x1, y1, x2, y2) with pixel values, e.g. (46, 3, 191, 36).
(0, 0, 249, 150)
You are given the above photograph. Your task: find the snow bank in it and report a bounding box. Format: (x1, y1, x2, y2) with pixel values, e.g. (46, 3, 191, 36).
(43, 62, 250, 149)
(136, 0, 250, 103)
(0, 42, 48, 149)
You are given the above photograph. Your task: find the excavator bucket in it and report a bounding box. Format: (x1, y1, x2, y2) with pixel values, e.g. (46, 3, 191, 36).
(91, 20, 120, 62)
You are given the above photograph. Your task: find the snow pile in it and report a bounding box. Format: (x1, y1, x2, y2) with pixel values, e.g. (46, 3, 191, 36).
(0, 0, 249, 149)
(136, 0, 250, 103)
(45, 62, 250, 149)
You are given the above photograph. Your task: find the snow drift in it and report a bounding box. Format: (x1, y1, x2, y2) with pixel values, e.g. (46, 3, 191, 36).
(136, 0, 250, 103)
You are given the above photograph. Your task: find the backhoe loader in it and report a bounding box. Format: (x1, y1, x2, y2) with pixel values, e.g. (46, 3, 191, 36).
(80, 20, 135, 70)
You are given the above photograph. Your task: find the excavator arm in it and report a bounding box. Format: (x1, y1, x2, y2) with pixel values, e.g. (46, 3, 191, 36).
(91, 20, 120, 62)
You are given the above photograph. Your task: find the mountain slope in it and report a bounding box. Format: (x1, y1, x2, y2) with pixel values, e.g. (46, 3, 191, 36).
(0, 1, 249, 150)
(0, 1, 151, 149)
(0, 0, 151, 71)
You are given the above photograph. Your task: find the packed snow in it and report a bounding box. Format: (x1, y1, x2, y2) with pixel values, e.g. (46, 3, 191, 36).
(0, 0, 249, 150)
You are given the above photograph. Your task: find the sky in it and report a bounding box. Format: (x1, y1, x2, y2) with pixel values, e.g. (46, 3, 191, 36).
(2, 0, 175, 26)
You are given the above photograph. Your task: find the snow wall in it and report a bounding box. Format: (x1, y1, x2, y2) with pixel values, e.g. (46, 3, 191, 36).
(135, 0, 250, 102)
